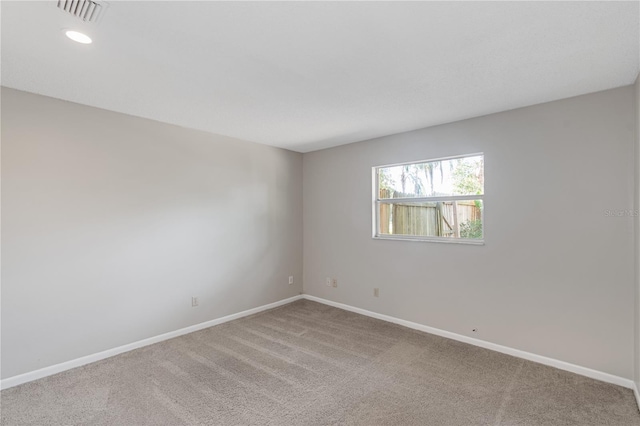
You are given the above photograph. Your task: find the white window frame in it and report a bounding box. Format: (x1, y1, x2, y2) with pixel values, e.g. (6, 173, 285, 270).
(372, 153, 484, 245)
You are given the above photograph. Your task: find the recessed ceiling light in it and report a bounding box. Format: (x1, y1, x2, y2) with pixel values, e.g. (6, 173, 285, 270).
(65, 30, 92, 44)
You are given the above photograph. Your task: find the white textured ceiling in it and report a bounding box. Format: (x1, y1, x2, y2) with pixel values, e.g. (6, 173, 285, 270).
(2, 1, 639, 152)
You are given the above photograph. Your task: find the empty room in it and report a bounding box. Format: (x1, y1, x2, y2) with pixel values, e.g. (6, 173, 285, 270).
(2, 1, 640, 425)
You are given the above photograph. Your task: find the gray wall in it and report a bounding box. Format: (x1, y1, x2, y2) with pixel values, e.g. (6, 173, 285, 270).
(3, 84, 637, 382)
(303, 86, 636, 379)
(1, 88, 303, 379)
(635, 74, 640, 389)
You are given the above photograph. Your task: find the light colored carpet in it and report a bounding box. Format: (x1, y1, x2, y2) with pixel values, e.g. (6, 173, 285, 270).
(1, 299, 639, 425)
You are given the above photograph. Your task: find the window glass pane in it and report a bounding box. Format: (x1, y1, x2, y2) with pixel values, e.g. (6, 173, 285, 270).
(378, 200, 483, 239)
(378, 155, 483, 198)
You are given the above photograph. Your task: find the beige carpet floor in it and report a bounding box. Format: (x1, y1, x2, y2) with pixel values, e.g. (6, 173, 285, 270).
(1, 299, 639, 425)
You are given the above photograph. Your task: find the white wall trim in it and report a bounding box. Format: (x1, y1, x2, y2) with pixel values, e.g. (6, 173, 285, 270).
(634, 382, 640, 411)
(2, 293, 634, 392)
(0, 295, 303, 390)
(302, 295, 634, 389)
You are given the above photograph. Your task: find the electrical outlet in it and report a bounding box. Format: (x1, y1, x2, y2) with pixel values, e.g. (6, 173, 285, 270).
(374, 288, 379, 297)
(192, 297, 199, 307)
(332, 278, 338, 288)
(289, 276, 294, 285)
(326, 277, 332, 286)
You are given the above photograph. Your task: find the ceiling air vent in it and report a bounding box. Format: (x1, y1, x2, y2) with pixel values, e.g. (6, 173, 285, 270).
(57, 0, 104, 23)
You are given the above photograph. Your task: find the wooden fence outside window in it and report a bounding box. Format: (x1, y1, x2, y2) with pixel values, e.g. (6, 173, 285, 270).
(379, 189, 481, 238)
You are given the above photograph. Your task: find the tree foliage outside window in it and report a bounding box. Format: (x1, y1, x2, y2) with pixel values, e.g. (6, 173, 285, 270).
(374, 154, 484, 243)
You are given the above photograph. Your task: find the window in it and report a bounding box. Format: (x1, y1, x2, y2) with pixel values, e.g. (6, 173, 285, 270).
(373, 153, 484, 244)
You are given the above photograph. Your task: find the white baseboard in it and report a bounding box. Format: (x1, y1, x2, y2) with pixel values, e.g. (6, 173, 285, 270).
(634, 382, 640, 411)
(0, 295, 303, 390)
(302, 295, 634, 390)
(2, 293, 634, 392)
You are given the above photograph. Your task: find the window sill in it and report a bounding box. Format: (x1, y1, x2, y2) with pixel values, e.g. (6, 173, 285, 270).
(373, 235, 485, 245)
